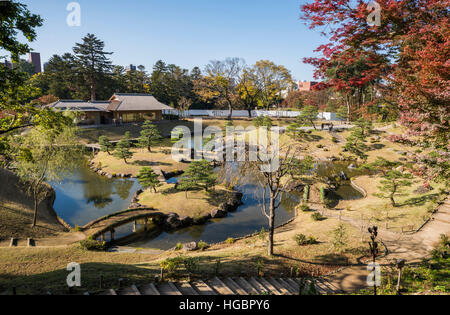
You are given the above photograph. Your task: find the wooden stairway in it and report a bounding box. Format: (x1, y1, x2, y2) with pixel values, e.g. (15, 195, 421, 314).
(99, 277, 343, 295)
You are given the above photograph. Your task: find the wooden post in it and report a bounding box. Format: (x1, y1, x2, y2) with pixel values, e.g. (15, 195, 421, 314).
(118, 278, 123, 289)
(133, 221, 138, 233)
(99, 275, 104, 289)
(160, 267, 164, 282)
(144, 218, 148, 232)
(110, 229, 115, 241)
(101, 234, 105, 242)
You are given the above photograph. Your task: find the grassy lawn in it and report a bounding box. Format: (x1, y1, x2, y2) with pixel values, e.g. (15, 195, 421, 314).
(92, 147, 189, 176)
(0, 169, 67, 241)
(139, 184, 231, 218)
(338, 176, 447, 232)
(0, 209, 372, 295)
(76, 118, 299, 144)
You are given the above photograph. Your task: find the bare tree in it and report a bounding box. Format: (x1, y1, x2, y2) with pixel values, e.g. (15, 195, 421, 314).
(200, 57, 246, 119)
(241, 143, 314, 256)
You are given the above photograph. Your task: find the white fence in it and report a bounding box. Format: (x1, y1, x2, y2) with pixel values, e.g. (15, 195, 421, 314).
(164, 110, 341, 121)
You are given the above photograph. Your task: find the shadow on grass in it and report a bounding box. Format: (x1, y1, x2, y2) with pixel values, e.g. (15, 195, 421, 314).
(401, 193, 439, 207)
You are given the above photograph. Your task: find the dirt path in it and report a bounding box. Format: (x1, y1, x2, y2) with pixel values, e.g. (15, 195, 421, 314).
(323, 197, 450, 293)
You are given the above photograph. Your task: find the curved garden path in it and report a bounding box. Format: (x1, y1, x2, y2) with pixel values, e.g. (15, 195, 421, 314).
(322, 197, 450, 293)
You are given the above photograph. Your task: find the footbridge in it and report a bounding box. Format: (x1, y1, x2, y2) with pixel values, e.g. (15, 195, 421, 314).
(82, 208, 165, 241)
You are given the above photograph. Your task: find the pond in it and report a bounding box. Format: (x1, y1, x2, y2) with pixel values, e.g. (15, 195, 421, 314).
(52, 160, 365, 250)
(52, 163, 300, 250)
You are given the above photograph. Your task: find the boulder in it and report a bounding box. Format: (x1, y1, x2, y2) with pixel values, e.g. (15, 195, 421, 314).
(348, 164, 357, 170)
(211, 209, 228, 219)
(183, 242, 198, 252)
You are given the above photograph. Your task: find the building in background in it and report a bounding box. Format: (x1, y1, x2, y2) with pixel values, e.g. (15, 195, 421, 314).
(126, 64, 137, 72)
(297, 81, 319, 92)
(28, 52, 42, 74)
(48, 93, 174, 125)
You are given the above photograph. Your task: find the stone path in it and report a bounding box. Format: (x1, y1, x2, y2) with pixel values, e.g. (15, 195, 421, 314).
(323, 197, 450, 293)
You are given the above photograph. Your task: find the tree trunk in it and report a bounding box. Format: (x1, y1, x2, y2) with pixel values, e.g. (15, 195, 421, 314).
(248, 109, 252, 118)
(268, 198, 275, 256)
(32, 189, 38, 228)
(346, 97, 351, 125)
(90, 77, 96, 101)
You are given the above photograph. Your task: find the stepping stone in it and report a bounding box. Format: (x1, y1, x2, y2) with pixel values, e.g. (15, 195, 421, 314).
(9, 238, 18, 247)
(140, 283, 160, 295)
(257, 278, 282, 295)
(27, 238, 35, 247)
(207, 278, 235, 295)
(235, 278, 259, 295)
(191, 281, 217, 295)
(177, 282, 199, 295)
(223, 278, 248, 295)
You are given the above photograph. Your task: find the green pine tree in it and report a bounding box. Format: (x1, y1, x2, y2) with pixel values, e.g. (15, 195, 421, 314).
(113, 135, 133, 164)
(344, 127, 369, 161)
(137, 167, 162, 193)
(296, 106, 319, 130)
(99, 136, 114, 155)
(138, 121, 162, 152)
(73, 33, 113, 101)
(374, 170, 414, 207)
(179, 160, 217, 197)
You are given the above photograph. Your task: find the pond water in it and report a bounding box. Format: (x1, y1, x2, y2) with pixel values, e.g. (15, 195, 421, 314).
(52, 163, 300, 250)
(52, 160, 365, 250)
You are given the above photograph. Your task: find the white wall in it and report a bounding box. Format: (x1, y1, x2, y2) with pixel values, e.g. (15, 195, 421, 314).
(163, 110, 341, 121)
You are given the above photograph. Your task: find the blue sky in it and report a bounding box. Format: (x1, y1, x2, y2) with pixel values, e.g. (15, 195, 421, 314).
(17, 0, 325, 80)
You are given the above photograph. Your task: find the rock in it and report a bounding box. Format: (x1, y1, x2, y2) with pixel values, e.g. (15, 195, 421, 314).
(179, 216, 194, 226)
(373, 136, 381, 142)
(107, 174, 113, 179)
(129, 203, 142, 209)
(348, 164, 357, 170)
(183, 242, 198, 252)
(395, 166, 405, 172)
(211, 209, 228, 219)
(193, 214, 211, 225)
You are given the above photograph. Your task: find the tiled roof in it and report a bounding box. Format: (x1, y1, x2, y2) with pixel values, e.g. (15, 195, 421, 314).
(49, 100, 110, 112)
(108, 93, 174, 111)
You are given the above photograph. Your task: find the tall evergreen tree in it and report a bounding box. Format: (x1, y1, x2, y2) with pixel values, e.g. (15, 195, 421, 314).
(138, 121, 162, 152)
(72, 33, 113, 101)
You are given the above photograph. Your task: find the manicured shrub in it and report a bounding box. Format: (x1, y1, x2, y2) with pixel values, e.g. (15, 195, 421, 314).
(160, 257, 184, 274)
(175, 243, 184, 251)
(80, 239, 107, 251)
(300, 203, 310, 212)
(294, 234, 318, 246)
(197, 241, 209, 251)
(311, 212, 326, 221)
(226, 237, 236, 244)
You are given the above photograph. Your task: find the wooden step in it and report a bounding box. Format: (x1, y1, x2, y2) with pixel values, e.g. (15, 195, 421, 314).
(177, 282, 199, 295)
(140, 283, 160, 295)
(285, 278, 301, 293)
(191, 281, 217, 295)
(320, 278, 342, 293)
(157, 283, 182, 295)
(235, 278, 259, 295)
(207, 277, 235, 295)
(267, 278, 291, 295)
(100, 289, 117, 295)
(248, 278, 270, 295)
(223, 278, 248, 295)
(278, 278, 298, 295)
(118, 286, 139, 295)
(257, 278, 282, 295)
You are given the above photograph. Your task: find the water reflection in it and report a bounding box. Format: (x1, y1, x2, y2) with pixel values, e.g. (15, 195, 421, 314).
(52, 165, 140, 227)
